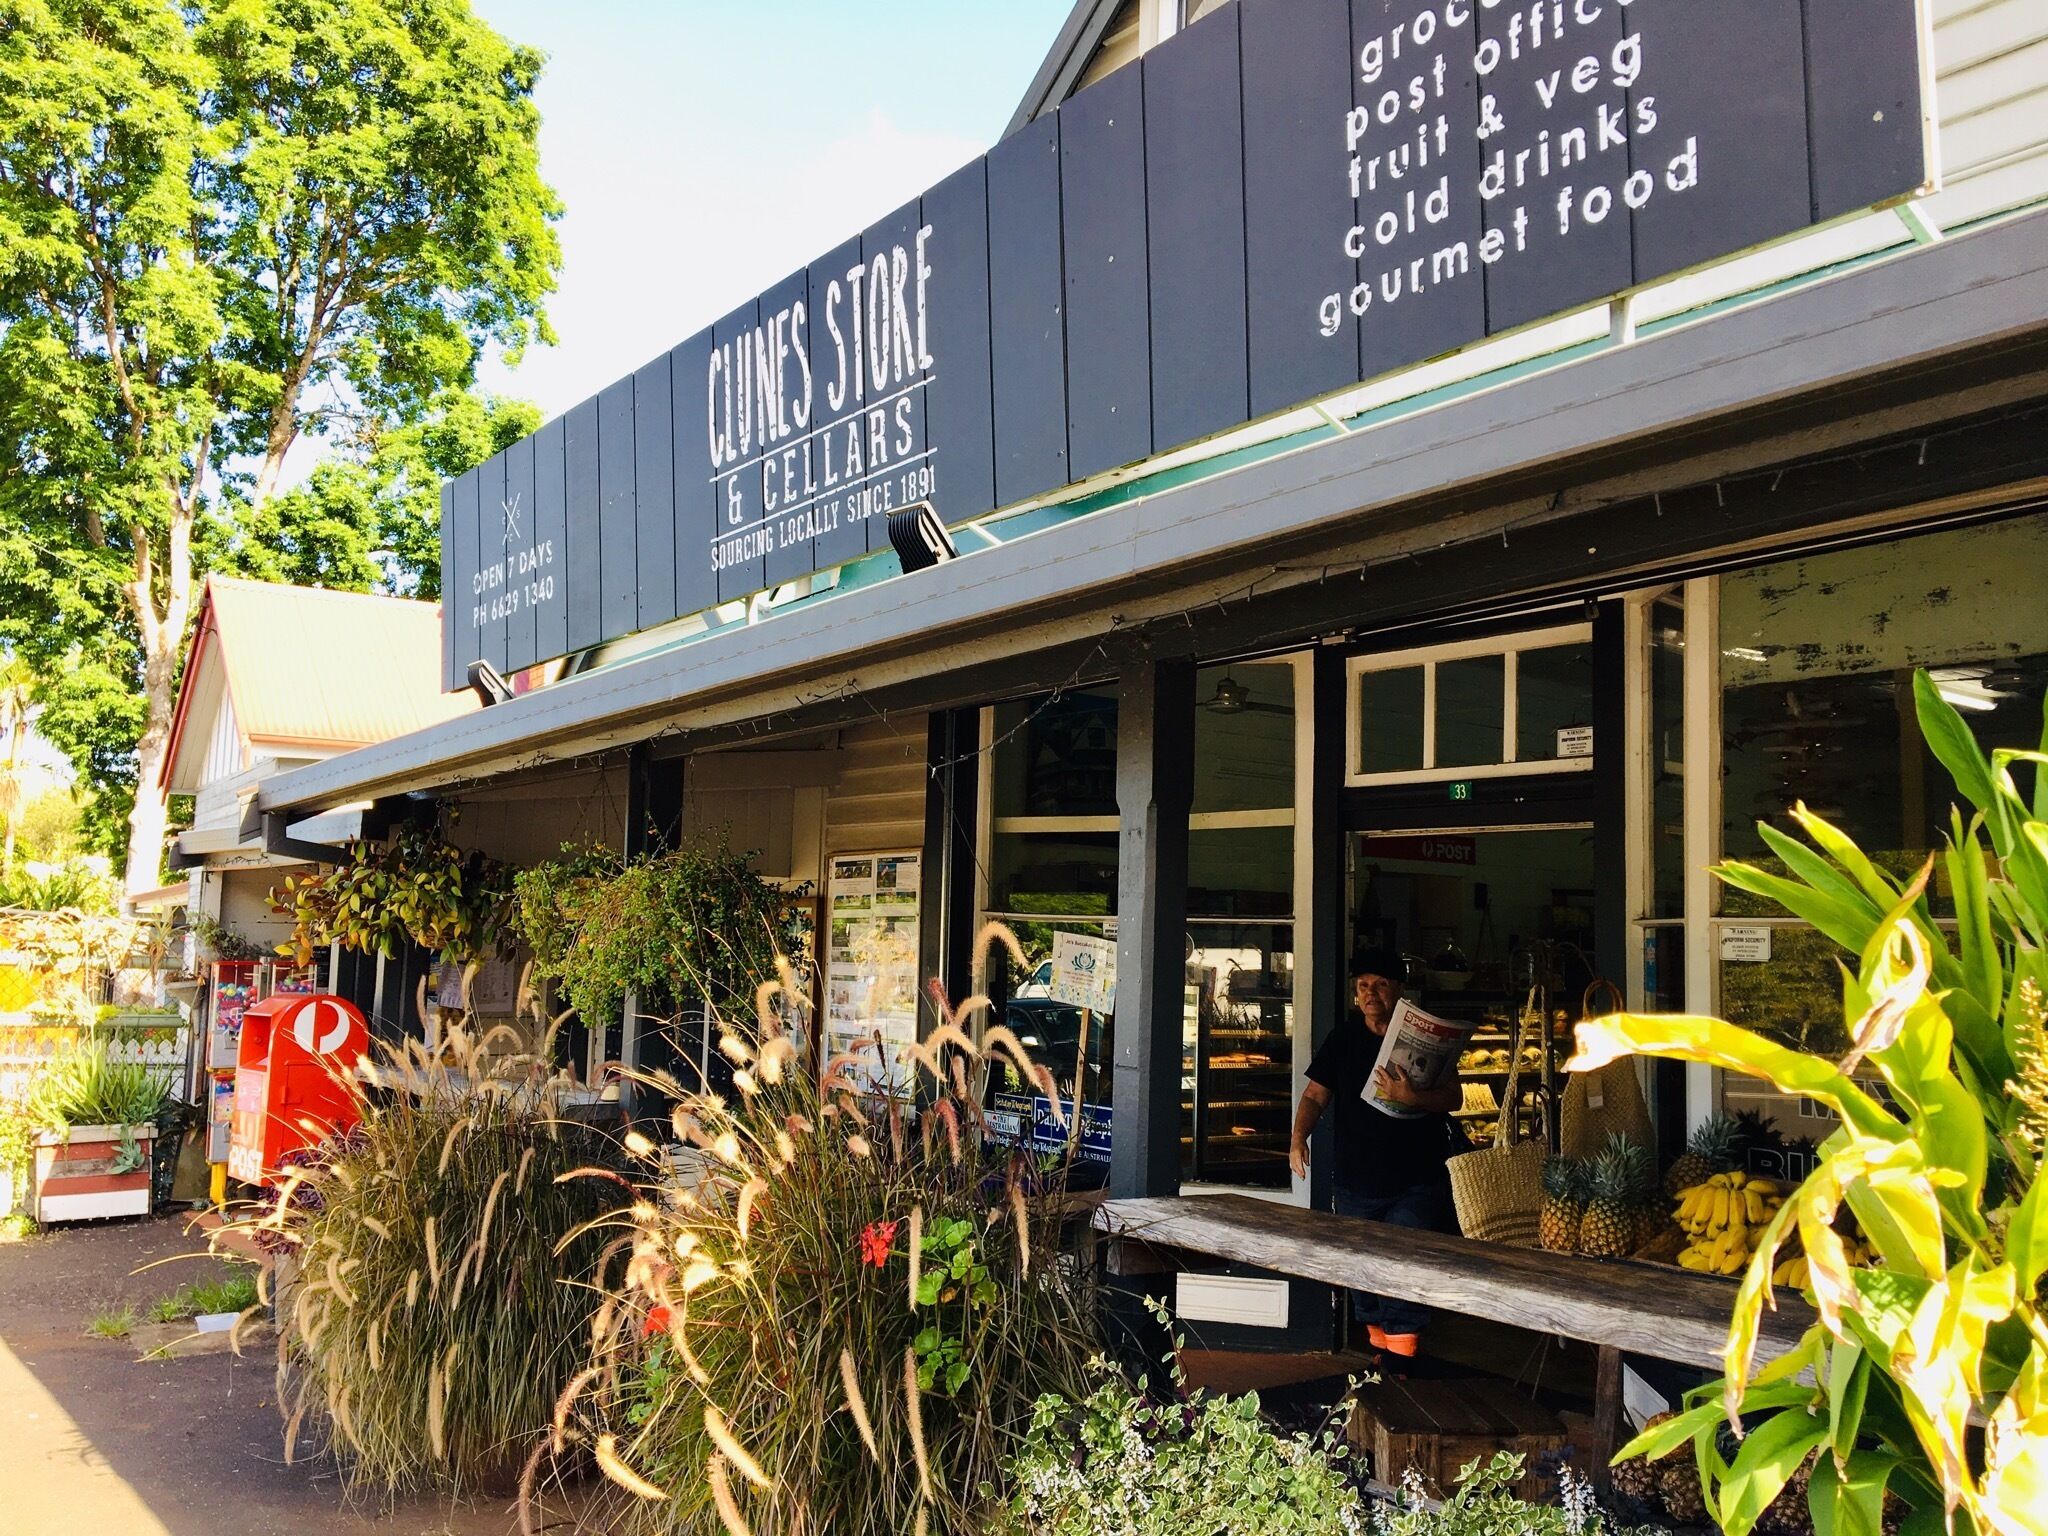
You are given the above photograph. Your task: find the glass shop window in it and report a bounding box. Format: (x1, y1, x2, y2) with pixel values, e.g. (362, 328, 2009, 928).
(1187, 661, 1300, 1190)
(987, 689, 1120, 921)
(1637, 591, 1688, 1016)
(1715, 512, 2048, 1139)
(983, 662, 1307, 1193)
(1348, 625, 1595, 784)
(985, 689, 1122, 1183)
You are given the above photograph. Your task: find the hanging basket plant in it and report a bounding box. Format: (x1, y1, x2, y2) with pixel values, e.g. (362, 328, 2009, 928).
(274, 824, 513, 966)
(512, 833, 809, 1027)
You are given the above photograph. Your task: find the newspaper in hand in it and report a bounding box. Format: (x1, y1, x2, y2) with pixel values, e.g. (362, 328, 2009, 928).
(1362, 998, 1480, 1119)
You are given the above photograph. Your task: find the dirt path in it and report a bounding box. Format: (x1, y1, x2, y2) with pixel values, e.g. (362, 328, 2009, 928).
(0, 1217, 583, 1536)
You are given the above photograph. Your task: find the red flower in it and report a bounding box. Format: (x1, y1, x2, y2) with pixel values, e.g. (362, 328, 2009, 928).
(858, 1219, 900, 1268)
(641, 1304, 672, 1338)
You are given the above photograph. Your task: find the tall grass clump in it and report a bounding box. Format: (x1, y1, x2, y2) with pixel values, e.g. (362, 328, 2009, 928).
(217, 1023, 632, 1498)
(555, 937, 1101, 1536)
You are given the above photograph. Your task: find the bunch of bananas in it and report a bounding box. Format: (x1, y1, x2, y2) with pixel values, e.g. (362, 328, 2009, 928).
(1672, 1170, 1786, 1274)
(1772, 1237, 1880, 1289)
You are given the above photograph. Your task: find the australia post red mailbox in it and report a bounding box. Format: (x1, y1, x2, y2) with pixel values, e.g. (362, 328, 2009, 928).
(227, 993, 368, 1186)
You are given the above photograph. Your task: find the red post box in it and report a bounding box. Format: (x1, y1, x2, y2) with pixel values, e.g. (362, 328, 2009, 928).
(227, 993, 368, 1186)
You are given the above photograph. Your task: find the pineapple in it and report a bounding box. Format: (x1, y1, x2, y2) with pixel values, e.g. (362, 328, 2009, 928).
(1659, 1455, 1709, 1526)
(1757, 1452, 1816, 1536)
(1609, 1412, 1668, 1514)
(1540, 1156, 1588, 1252)
(1663, 1112, 1741, 1197)
(1577, 1145, 1637, 1258)
(1610, 1136, 1663, 1248)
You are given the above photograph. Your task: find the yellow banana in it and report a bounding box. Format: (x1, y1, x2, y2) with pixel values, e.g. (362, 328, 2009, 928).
(1772, 1255, 1810, 1288)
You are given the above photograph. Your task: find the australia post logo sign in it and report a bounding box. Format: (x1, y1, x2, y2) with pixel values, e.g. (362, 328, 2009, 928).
(441, 0, 1932, 691)
(706, 230, 936, 576)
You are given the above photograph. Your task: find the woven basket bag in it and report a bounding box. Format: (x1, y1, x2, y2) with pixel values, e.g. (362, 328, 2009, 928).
(1446, 992, 1545, 1247)
(1559, 979, 1653, 1158)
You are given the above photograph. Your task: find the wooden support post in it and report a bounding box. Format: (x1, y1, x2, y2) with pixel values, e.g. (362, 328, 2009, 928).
(1110, 654, 1194, 1200)
(1307, 646, 1346, 1216)
(1592, 1343, 1625, 1495)
(919, 708, 980, 1018)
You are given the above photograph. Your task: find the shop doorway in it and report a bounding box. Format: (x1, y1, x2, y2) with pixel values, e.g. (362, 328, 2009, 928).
(1347, 823, 1598, 1149)
(1336, 620, 1609, 1154)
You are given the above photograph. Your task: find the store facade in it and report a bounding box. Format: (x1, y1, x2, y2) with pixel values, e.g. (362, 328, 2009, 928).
(256, 0, 2048, 1317)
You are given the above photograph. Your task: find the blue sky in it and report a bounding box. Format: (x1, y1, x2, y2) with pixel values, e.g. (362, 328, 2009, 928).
(471, 0, 1077, 420)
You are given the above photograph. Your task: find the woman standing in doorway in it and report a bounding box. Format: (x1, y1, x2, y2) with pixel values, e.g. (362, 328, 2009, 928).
(1288, 947, 1460, 1359)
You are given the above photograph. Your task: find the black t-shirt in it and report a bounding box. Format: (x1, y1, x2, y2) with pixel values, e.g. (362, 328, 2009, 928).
(1306, 1010, 1458, 1197)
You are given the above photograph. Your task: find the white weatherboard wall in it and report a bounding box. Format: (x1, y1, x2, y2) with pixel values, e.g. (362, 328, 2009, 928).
(823, 720, 928, 862)
(1933, 0, 2048, 222)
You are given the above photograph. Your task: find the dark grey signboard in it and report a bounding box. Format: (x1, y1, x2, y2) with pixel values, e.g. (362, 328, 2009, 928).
(445, 0, 1931, 688)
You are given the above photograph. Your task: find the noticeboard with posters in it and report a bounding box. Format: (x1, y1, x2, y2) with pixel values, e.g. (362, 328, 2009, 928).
(823, 853, 921, 1091)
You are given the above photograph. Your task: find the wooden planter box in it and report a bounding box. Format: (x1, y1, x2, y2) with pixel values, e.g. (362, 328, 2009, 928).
(1349, 1376, 1566, 1501)
(33, 1124, 155, 1223)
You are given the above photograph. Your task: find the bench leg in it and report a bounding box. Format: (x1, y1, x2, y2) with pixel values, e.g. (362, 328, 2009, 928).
(1591, 1344, 1624, 1495)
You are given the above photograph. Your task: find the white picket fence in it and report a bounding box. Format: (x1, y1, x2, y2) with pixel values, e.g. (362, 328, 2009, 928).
(0, 1024, 189, 1102)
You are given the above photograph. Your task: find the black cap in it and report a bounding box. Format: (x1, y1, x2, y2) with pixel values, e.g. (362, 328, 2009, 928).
(1348, 947, 1407, 985)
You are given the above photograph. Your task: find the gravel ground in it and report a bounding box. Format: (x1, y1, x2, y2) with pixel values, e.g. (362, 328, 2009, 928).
(0, 1214, 586, 1536)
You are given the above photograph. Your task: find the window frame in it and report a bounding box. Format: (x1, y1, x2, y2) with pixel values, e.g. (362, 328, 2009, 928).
(974, 653, 1317, 1208)
(1344, 622, 1596, 787)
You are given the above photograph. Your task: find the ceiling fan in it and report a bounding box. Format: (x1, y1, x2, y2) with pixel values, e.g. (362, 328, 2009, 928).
(1203, 672, 1291, 716)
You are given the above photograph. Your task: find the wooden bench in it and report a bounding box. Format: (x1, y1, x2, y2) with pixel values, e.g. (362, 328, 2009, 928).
(1096, 1193, 1816, 1486)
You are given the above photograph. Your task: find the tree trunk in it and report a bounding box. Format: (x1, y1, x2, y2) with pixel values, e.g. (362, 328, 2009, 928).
(125, 649, 177, 899)
(121, 492, 193, 904)
(250, 368, 307, 506)
(2, 711, 22, 875)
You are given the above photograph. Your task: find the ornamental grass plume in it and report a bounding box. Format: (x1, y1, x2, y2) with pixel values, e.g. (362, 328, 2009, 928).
(553, 931, 1099, 1536)
(210, 1021, 632, 1497)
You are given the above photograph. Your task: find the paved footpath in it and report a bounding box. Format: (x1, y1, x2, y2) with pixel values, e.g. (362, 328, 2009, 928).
(0, 1216, 583, 1536)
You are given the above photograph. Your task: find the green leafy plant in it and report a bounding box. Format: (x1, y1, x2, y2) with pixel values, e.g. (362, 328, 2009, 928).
(0, 856, 118, 914)
(0, 1093, 33, 1190)
(211, 1026, 631, 1497)
(85, 1304, 137, 1340)
(1585, 671, 2048, 1536)
(1368, 1452, 1664, 1536)
(555, 946, 1098, 1536)
(0, 1212, 34, 1243)
(914, 1216, 996, 1397)
(149, 1266, 260, 1323)
(996, 1300, 1367, 1536)
(189, 914, 266, 963)
(512, 833, 808, 1029)
(27, 1037, 169, 1132)
(274, 823, 514, 965)
(1, 903, 152, 1026)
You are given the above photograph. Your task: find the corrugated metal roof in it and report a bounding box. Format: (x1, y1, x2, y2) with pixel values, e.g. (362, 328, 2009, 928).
(164, 578, 473, 788)
(207, 577, 474, 749)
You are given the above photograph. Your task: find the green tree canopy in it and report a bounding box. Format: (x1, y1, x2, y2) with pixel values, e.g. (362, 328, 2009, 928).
(0, 0, 559, 891)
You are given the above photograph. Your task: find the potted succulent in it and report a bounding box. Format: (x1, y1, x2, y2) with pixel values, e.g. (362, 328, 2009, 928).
(26, 1038, 170, 1222)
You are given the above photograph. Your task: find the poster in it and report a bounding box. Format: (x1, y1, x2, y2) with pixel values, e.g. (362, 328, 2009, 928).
(1047, 930, 1117, 1014)
(824, 852, 921, 1093)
